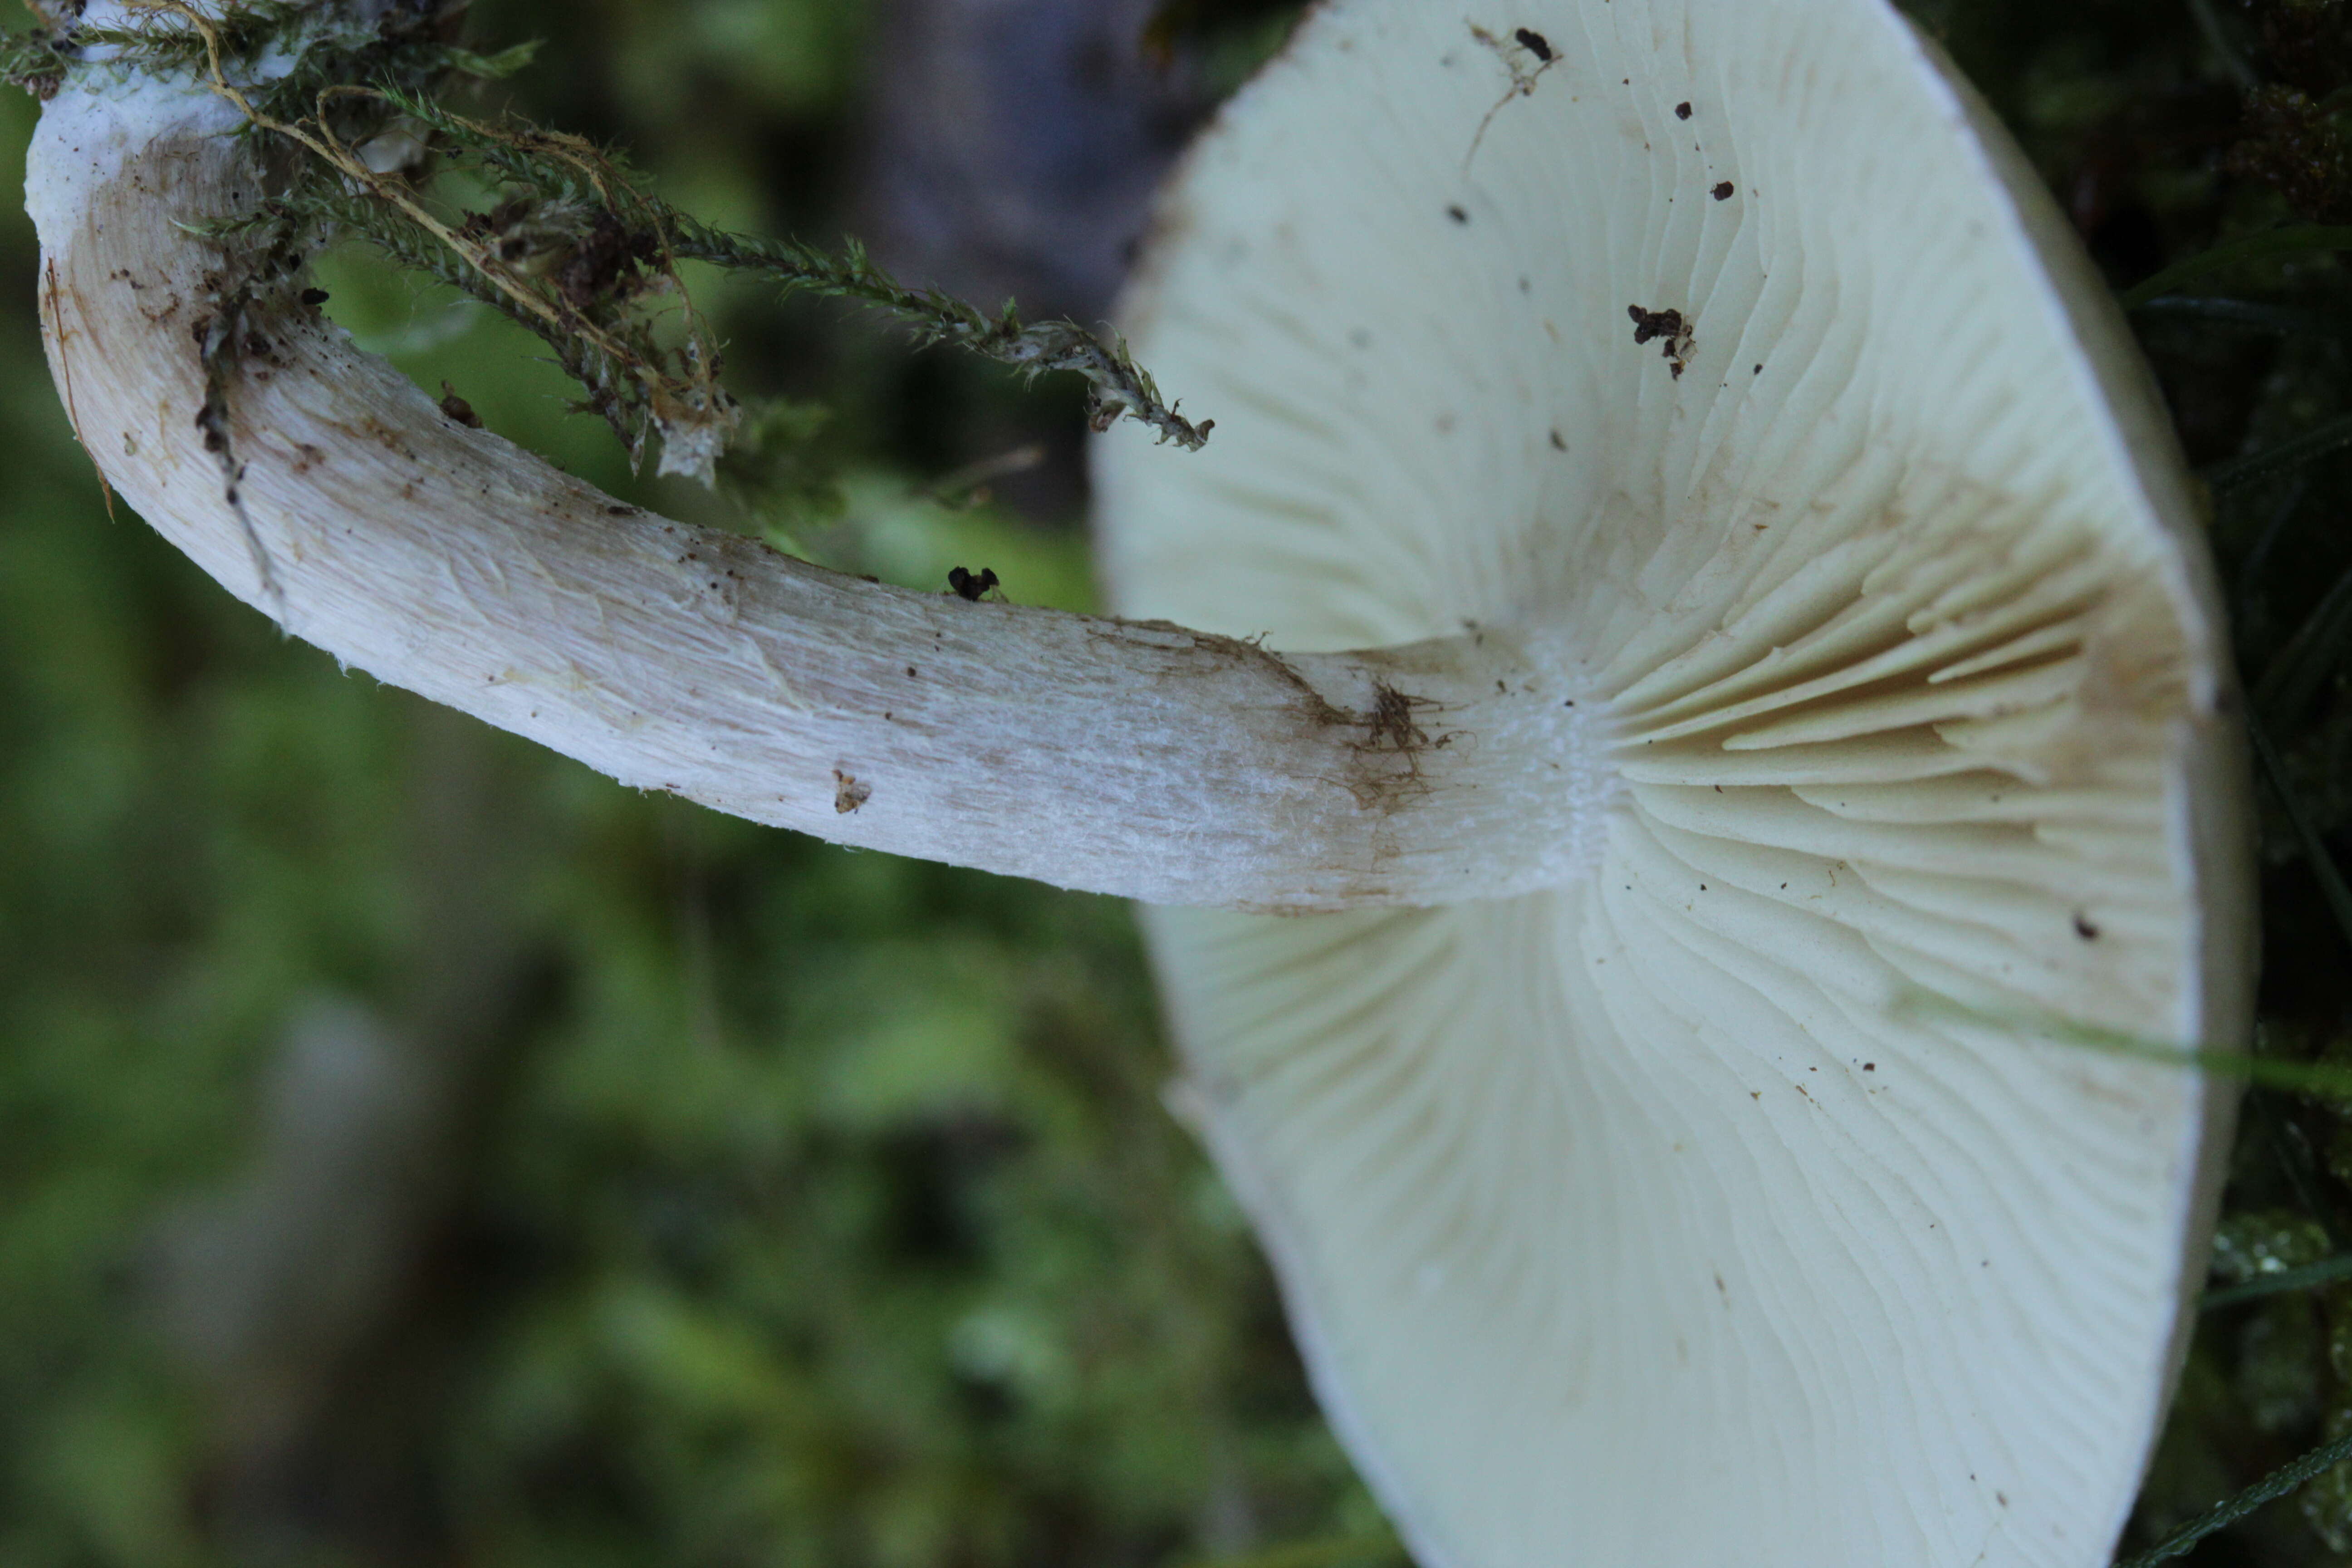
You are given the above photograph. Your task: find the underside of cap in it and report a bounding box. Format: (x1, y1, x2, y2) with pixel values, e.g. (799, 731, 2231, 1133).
(1093, 2, 2254, 1566)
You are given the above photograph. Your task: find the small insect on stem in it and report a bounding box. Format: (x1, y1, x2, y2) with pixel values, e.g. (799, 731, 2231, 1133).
(947, 565, 1000, 602)
(438, 382, 484, 429)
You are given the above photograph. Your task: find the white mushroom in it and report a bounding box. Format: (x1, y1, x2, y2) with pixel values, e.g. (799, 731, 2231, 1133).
(27, 0, 2251, 1565)
(1093, 2, 2252, 1565)
(29, 0, 1607, 914)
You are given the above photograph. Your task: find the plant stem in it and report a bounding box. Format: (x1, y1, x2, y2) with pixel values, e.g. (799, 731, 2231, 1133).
(2114, 1426, 2352, 1565)
(2203, 410, 2352, 495)
(2120, 226, 2352, 312)
(2201, 1252, 2352, 1310)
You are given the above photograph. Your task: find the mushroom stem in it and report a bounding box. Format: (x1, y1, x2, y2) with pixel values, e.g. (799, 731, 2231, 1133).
(30, 71, 1616, 911)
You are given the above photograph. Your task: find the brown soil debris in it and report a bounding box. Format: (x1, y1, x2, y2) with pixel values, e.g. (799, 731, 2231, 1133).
(438, 383, 484, 429)
(1361, 681, 1433, 759)
(1627, 303, 1695, 378)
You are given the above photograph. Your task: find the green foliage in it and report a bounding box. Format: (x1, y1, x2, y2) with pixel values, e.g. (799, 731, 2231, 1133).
(80, 0, 1207, 497)
(658, 215, 1210, 451)
(0, 277, 1360, 1563)
(322, 78, 1212, 466)
(2, 0, 514, 118)
(0, 5, 1338, 1568)
(13, 0, 1205, 522)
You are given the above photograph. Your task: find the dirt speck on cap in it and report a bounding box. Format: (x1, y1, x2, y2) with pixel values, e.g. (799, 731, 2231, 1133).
(1627, 304, 1695, 377)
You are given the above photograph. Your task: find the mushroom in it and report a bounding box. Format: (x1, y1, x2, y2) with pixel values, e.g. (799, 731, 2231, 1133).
(27, 2, 2250, 1567)
(1091, 1, 2253, 1565)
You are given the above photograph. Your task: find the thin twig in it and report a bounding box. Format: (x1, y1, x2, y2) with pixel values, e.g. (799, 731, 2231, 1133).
(136, 2, 656, 392)
(2114, 1426, 2352, 1565)
(2248, 710, 2352, 958)
(2120, 225, 2352, 311)
(1891, 989, 2352, 1098)
(2251, 1076, 2350, 1251)
(2232, 472, 2309, 630)
(2184, 0, 2260, 91)
(2250, 548, 2352, 721)
(2202, 1252, 2352, 1310)
(2203, 410, 2352, 494)
(2135, 296, 2352, 336)
(1465, 23, 1559, 172)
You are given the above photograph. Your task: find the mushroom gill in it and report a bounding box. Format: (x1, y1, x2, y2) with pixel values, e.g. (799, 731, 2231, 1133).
(1094, 2, 2249, 1565)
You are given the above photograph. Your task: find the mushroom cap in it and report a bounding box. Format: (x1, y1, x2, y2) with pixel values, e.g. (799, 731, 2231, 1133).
(1092, 2, 2254, 1566)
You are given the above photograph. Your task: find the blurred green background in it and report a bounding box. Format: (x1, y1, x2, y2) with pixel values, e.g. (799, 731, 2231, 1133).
(6, 1, 2352, 1565)
(0, 4, 1374, 1566)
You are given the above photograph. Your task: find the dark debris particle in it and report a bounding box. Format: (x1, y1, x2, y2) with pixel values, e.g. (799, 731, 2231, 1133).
(948, 565, 1000, 602)
(1628, 303, 1695, 379)
(1627, 304, 1685, 345)
(438, 382, 483, 429)
(1549, 429, 1567, 451)
(1675, 101, 1692, 119)
(1712, 181, 1735, 201)
(1447, 204, 1470, 224)
(299, 287, 329, 307)
(2074, 912, 2101, 940)
(1363, 682, 1433, 757)
(1514, 27, 1553, 61)
(556, 211, 662, 310)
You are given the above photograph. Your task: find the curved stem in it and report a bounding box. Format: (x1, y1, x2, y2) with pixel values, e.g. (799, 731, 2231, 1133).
(27, 64, 1612, 911)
